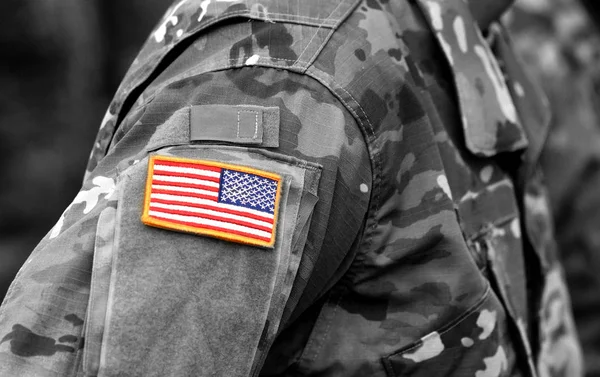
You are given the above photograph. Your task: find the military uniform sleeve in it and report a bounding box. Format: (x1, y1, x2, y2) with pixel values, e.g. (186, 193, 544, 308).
(0, 10, 372, 377)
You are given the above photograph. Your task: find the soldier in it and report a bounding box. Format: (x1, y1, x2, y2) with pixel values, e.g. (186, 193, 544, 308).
(0, 0, 583, 376)
(510, 0, 600, 376)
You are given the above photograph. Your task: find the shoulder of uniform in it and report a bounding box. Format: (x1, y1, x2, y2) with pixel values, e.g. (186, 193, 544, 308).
(121, 0, 361, 97)
(111, 0, 368, 116)
(89, 0, 394, 172)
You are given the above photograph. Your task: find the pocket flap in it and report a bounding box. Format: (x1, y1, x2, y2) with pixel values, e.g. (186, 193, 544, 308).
(416, 0, 530, 157)
(383, 288, 520, 376)
(98, 146, 321, 376)
(86, 0, 362, 173)
(491, 25, 552, 177)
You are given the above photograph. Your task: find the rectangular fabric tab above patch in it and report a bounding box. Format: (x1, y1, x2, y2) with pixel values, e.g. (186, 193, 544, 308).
(190, 105, 280, 147)
(142, 155, 282, 248)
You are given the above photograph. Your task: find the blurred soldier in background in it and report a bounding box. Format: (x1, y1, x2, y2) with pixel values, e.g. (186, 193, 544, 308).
(510, 1, 600, 375)
(0, 0, 586, 376)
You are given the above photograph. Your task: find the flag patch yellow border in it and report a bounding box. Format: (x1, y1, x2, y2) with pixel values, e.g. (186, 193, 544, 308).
(141, 155, 282, 248)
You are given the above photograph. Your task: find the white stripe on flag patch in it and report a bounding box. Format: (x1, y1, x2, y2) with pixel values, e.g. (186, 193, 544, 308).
(149, 193, 275, 219)
(152, 175, 220, 188)
(152, 184, 218, 196)
(148, 210, 273, 239)
(149, 202, 274, 229)
(151, 185, 218, 198)
(153, 164, 221, 178)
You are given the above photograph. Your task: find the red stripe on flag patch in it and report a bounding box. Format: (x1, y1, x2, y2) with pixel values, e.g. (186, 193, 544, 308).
(151, 171, 222, 182)
(150, 189, 218, 201)
(153, 159, 223, 172)
(152, 180, 219, 191)
(149, 198, 274, 223)
(146, 214, 273, 243)
(148, 205, 274, 233)
(141, 155, 282, 248)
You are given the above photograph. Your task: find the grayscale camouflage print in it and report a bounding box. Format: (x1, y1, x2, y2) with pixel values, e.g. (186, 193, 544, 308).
(0, 0, 584, 376)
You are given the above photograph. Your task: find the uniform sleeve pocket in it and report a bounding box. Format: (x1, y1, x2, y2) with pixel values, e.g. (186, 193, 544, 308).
(84, 144, 321, 377)
(83, 200, 119, 376)
(382, 287, 518, 377)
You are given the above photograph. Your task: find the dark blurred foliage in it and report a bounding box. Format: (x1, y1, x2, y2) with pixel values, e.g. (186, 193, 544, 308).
(0, 0, 173, 299)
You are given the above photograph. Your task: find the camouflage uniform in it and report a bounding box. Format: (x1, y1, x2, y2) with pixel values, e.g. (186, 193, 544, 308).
(510, 1, 600, 376)
(0, 0, 583, 376)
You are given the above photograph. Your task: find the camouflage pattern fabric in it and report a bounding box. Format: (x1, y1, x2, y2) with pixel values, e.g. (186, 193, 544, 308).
(510, 1, 600, 376)
(0, 0, 583, 376)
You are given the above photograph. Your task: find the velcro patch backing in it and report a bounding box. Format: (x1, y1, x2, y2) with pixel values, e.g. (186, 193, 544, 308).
(190, 104, 279, 147)
(142, 155, 282, 248)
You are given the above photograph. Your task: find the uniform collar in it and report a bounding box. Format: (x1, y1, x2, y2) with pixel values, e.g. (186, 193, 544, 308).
(468, 0, 514, 29)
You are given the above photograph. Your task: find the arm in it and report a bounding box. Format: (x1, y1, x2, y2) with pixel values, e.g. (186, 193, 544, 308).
(0, 9, 372, 376)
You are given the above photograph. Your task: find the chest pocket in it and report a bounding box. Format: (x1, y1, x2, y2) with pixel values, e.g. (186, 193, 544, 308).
(462, 25, 555, 377)
(416, 0, 552, 374)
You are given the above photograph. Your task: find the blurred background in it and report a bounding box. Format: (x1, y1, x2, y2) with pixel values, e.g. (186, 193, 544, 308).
(1, 0, 600, 374)
(0, 0, 172, 299)
(509, 1, 600, 374)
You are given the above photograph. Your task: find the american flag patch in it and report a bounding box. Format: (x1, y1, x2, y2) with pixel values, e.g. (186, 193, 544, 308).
(142, 155, 282, 247)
